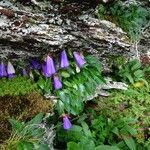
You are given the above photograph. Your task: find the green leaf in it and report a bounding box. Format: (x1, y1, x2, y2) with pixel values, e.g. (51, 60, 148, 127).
(95, 145, 120, 150)
(131, 61, 141, 71)
(27, 113, 44, 125)
(112, 127, 119, 136)
(64, 81, 72, 87)
(37, 144, 49, 150)
(8, 119, 24, 133)
(123, 137, 136, 150)
(17, 141, 33, 150)
(78, 84, 85, 96)
(133, 70, 144, 78)
(56, 100, 65, 114)
(67, 142, 81, 150)
(124, 72, 134, 83)
(61, 71, 70, 78)
(37, 77, 45, 88)
(81, 122, 92, 138)
(124, 125, 137, 136)
(70, 125, 83, 132)
(79, 139, 95, 150)
(58, 91, 66, 102)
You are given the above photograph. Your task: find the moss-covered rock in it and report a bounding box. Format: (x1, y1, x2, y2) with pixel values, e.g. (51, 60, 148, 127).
(0, 91, 53, 143)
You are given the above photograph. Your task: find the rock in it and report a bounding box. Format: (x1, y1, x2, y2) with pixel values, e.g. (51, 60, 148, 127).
(87, 77, 128, 100)
(100, 77, 128, 90)
(0, 0, 131, 70)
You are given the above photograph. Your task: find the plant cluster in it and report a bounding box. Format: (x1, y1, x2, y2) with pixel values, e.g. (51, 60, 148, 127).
(53, 59, 150, 149)
(37, 53, 104, 115)
(0, 113, 52, 150)
(1, 56, 149, 149)
(97, 0, 149, 40)
(95, 84, 150, 146)
(55, 107, 149, 150)
(0, 91, 53, 143)
(0, 50, 104, 118)
(112, 59, 149, 87)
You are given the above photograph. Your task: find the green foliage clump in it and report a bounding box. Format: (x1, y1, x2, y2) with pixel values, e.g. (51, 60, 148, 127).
(54, 78, 150, 150)
(0, 91, 53, 143)
(117, 59, 146, 84)
(37, 55, 104, 115)
(111, 58, 149, 87)
(56, 55, 104, 115)
(97, 1, 148, 40)
(0, 113, 50, 150)
(56, 109, 147, 150)
(0, 76, 37, 96)
(96, 84, 150, 146)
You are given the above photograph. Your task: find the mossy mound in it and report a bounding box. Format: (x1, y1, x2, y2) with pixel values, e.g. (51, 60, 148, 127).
(0, 76, 37, 96)
(0, 91, 53, 143)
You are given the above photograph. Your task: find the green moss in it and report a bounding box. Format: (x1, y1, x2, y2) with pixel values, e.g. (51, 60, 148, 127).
(0, 76, 37, 96)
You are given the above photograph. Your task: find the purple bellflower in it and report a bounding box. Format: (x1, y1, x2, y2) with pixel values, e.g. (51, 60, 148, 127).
(0, 61, 7, 77)
(53, 75, 62, 90)
(42, 63, 50, 77)
(22, 68, 28, 76)
(60, 50, 69, 68)
(63, 115, 72, 130)
(73, 52, 86, 68)
(30, 59, 41, 70)
(45, 55, 56, 77)
(7, 61, 15, 78)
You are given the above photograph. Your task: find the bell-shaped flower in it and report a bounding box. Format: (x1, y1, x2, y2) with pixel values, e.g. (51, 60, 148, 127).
(7, 61, 15, 78)
(0, 61, 7, 77)
(22, 68, 28, 76)
(73, 52, 86, 68)
(60, 50, 69, 68)
(45, 55, 56, 77)
(42, 63, 49, 77)
(53, 75, 62, 90)
(30, 59, 41, 70)
(63, 115, 72, 130)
